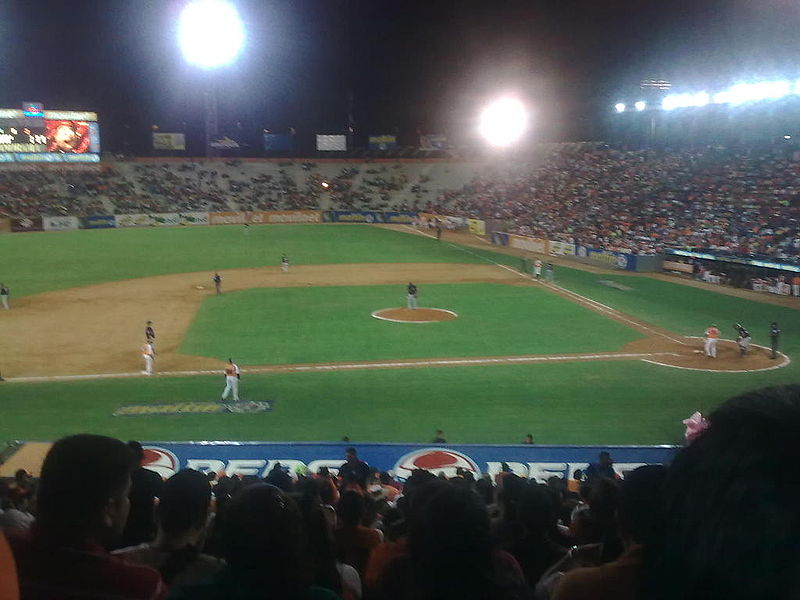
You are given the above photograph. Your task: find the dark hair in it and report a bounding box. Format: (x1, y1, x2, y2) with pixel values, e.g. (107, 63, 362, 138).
(337, 489, 365, 527)
(127, 440, 144, 464)
(158, 469, 211, 537)
(37, 434, 134, 543)
(345, 447, 357, 456)
(222, 484, 307, 590)
(644, 385, 800, 600)
(618, 465, 666, 546)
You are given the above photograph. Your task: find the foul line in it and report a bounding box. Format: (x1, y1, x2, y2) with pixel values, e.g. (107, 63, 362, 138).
(5, 351, 681, 383)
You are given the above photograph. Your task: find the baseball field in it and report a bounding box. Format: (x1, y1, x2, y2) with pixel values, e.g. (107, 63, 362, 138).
(0, 223, 797, 446)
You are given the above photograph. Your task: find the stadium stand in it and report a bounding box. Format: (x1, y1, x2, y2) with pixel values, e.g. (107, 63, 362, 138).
(1, 385, 799, 599)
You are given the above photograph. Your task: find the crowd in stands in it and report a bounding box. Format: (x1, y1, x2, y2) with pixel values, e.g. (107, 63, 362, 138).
(1, 384, 799, 599)
(443, 145, 800, 260)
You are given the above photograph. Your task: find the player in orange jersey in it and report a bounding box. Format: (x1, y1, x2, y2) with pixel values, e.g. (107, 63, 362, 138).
(704, 324, 720, 358)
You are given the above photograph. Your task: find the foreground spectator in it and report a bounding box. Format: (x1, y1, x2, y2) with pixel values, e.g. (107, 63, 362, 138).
(339, 448, 370, 490)
(170, 483, 338, 599)
(335, 491, 382, 578)
(9, 434, 166, 600)
(118, 441, 164, 548)
(643, 385, 800, 600)
(553, 465, 666, 600)
(115, 469, 224, 586)
(377, 481, 527, 600)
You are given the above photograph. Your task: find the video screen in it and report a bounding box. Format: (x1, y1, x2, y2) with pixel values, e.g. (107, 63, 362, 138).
(45, 120, 94, 153)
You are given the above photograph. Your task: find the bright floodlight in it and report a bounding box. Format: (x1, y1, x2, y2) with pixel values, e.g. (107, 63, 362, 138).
(178, 0, 245, 68)
(478, 98, 529, 146)
(634, 101, 646, 111)
(614, 103, 626, 113)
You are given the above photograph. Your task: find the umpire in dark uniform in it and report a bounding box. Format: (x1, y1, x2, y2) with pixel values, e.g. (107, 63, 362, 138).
(770, 322, 781, 359)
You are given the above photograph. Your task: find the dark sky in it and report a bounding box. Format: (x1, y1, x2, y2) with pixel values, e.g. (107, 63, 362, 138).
(2, 0, 800, 152)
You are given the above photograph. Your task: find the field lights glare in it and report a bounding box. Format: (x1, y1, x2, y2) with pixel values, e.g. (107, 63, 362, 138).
(178, 0, 245, 68)
(634, 101, 646, 111)
(478, 98, 529, 147)
(614, 103, 626, 113)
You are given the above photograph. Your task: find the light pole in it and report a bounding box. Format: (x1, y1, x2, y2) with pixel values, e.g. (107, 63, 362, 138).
(178, 0, 245, 157)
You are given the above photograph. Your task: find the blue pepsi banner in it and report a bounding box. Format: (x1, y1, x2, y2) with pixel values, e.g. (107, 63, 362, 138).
(80, 215, 116, 229)
(381, 211, 417, 224)
(140, 442, 678, 482)
(576, 245, 638, 271)
(324, 211, 385, 224)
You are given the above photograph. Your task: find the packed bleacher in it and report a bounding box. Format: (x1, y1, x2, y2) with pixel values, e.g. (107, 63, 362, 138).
(1, 384, 799, 600)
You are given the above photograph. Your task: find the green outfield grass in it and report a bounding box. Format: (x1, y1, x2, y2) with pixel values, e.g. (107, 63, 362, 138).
(180, 283, 644, 364)
(2, 224, 799, 445)
(0, 224, 484, 297)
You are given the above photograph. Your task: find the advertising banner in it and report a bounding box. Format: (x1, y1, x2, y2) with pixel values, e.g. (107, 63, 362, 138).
(11, 216, 43, 232)
(260, 210, 322, 224)
(549, 240, 576, 257)
(152, 133, 186, 151)
(81, 215, 116, 229)
(576, 245, 638, 271)
(382, 211, 417, 224)
(263, 134, 293, 152)
(508, 234, 548, 254)
(115, 213, 154, 228)
(324, 211, 385, 224)
(150, 213, 181, 227)
(316, 134, 347, 152)
(209, 211, 247, 226)
(468, 219, 486, 235)
(491, 231, 509, 246)
(420, 134, 448, 151)
(663, 260, 693, 274)
(0, 216, 11, 234)
(368, 134, 398, 151)
(43, 216, 79, 231)
(134, 442, 678, 482)
(179, 212, 209, 226)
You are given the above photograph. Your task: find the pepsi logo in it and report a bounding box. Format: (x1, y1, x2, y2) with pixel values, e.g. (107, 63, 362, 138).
(393, 448, 479, 482)
(141, 446, 179, 479)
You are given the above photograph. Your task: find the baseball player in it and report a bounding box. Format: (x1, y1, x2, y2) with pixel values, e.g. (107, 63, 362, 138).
(141, 341, 155, 375)
(533, 259, 542, 280)
(213, 272, 222, 295)
(770, 322, 781, 359)
(545, 263, 554, 282)
(281, 254, 289, 272)
(407, 282, 418, 309)
(221, 358, 240, 402)
(0, 283, 8, 310)
(145, 321, 155, 346)
(734, 323, 751, 357)
(704, 323, 720, 358)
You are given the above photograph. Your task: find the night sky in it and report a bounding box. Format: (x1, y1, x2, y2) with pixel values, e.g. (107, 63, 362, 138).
(2, 0, 800, 153)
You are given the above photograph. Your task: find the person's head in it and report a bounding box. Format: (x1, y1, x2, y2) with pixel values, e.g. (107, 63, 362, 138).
(517, 484, 558, 539)
(13, 469, 29, 484)
(37, 434, 134, 546)
(772, 321, 778, 327)
(435, 429, 444, 437)
(617, 465, 666, 547)
(524, 434, 534, 443)
(573, 468, 584, 480)
(227, 358, 233, 364)
(222, 484, 307, 588)
(644, 385, 800, 600)
(500, 462, 511, 473)
(379, 471, 393, 485)
(337, 489, 365, 527)
(598, 451, 612, 466)
(345, 447, 357, 462)
(127, 440, 144, 466)
(146, 320, 152, 326)
(157, 469, 212, 542)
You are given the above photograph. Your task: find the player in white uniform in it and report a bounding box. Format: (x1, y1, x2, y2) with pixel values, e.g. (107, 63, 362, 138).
(141, 342, 155, 375)
(533, 260, 542, 279)
(281, 254, 289, 272)
(221, 358, 240, 402)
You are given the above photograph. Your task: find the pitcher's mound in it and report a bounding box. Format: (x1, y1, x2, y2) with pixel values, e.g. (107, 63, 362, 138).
(371, 307, 458, 323)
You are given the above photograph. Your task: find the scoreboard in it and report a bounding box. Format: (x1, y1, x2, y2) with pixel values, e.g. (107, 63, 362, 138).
(0, 103, 100, 163)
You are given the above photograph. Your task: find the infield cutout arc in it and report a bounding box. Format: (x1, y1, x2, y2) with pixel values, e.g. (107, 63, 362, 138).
(371, 307, 459, 323)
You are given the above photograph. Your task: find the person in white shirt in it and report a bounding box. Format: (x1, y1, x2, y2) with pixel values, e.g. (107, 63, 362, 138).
(221, 358, 240, 402)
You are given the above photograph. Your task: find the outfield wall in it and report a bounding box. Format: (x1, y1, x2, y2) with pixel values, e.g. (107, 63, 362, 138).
(2, 441, 678, 481)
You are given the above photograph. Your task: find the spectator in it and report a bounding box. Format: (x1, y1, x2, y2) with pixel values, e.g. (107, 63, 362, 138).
(119, 441, 164, 548)
(585, 452, 616, 481)
(264, 462, 294, 492)
(523, 434, 535, 444)
(9, 434, 166, 600)
(430, 430, 447, 444)
(643, 385, 800, 600)
(334, 491, 382, 577)
(115, 469, 224, 586)
(171, 483, 339, 599)
(0, 486, 35, 534)
(0, 530, 19, 600)
(339, 448, 370, 490)
(376, 482, 527, 600)
(552, 465, 666, 600)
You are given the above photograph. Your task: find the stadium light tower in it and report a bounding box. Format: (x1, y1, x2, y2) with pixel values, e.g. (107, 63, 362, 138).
(478, 98, 529, 147)
(178, 0, 245, 156)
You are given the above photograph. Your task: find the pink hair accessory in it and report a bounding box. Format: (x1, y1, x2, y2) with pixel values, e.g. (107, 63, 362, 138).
(682, 411, 709, 443)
